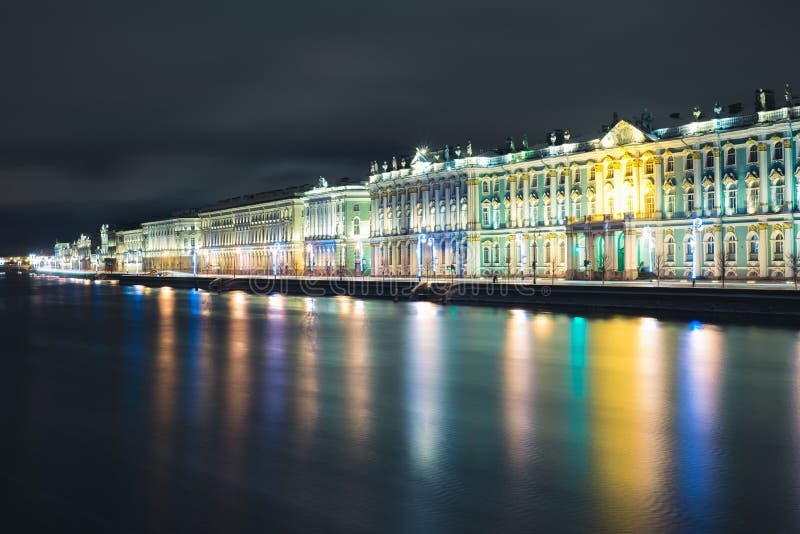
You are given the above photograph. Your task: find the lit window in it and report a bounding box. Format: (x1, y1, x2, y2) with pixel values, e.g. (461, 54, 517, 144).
(749, 145, 758, 163)
(666, 155, 674, 173)
(774, 142, 784, 161)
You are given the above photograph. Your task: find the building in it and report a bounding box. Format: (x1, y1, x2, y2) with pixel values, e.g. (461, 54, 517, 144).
(368, 100, 800, 280)
(198, 186, 309, 275)
(303, 178, 371, 275)
(115, 227, 145, 273)
(141, 215, 201, 273)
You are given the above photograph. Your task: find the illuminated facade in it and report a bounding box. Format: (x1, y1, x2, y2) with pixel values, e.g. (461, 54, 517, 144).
(115, 228, 145, 273)
(198, 187, 307, 275)
(369, 105, 800, 280)
(303, 179, 371, 275)
(141, 216, 200, 273)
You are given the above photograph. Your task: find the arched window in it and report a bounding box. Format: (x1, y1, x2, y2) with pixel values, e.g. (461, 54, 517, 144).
(589, 167, 596, 181)
(559, 173, 566, 187)
(747, 183, 759, 214)
(705, 151, 714, 168)
(664, 235, 675, 262)
(664, 190, 675, 215)
(748, 234, 759, 261)
(666, 155, 675, 173)
(685, 236, 694, 263)
(774, 142, 784, 161)
(573, 169, 581, 184)
(749, 145, 758, 163)
(482, 181, 489, 194)
(704, 234, 715, 261)
(606, 165, 614, 179)
(772, 177, 784, 210)
(493, 242, 500, 263)
(482, 246, 490, 265)
(705, 186, 715, 212)
(725, 234, 737, 262)
(625, 164, 633, 177)
(505, 242, 512, 264)
(544, 241, 552, 263)
(774, 232, 784, 260)
(645, 159, 654, 174)
(686, 154, 694, 171)
(726, 185, 738, 214)
(726, 148, 736, 166)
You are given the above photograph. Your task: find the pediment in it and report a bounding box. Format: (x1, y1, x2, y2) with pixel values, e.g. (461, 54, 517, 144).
(599, 120, 649, 149)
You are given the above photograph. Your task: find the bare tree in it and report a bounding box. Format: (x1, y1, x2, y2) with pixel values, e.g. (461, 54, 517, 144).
(787, 253, 800, 290)
(598, 254, 610, 286)
(654, 254, 667, 287)
(715, 248, 730, 289)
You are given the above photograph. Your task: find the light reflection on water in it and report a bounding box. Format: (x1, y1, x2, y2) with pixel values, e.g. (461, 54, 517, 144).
(3, 277, 800, 532)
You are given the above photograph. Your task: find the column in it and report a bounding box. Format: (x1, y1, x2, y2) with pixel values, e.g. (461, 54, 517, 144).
(633, 160, 643, 216)
(522, 174, 530, 227)
(410, 186, 418, 232)
(509, 175, 517, 228)
(455, 179, 462, 230)
(549, 170, 557, 222)
(445, 181, 452, 230)
(623, 230, 636, 279)
(713, 225, 722, 278)
(692, 152, 702, 217)
(585, 233, 595, 280)
(421, 185, 430, 231)
(434, 182, 441, 231)
(565, 232, 575, 278)
(785, 223, 795, 278)
(654, 156, 664, 219)
(784, 140, 794, 211)
(467, 236, 479, 277)
(758, 222, 768, 278)
(713, 148, 722, 216)
(758, 143, 769, 213)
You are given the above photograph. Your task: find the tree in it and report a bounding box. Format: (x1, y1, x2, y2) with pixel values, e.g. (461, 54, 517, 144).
(787, 253, 800, 290)
(654, 254, 667, 287)
(716, 247, 730, 289)
(598, 254, 610, 286)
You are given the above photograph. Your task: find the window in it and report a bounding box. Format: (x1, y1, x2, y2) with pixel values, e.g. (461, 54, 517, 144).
(483, 247, 490, 265)
(726, 148, 736, 166)
(705, 236, 715, 261)
(774, 142, 784, 161)
(353, 217, 360, 235)
(559, 173, 566, 187)
(666, 155, 675, 173)
(544, 241, 551, 263)
(749, 145, 758, 163)
(354, 205, 360, 212)
(665, 236, 675, 262)
(544, 175, 551, 188)
(573, 169, 581, 184)
(686, 189, 694, 212)
(606, 165, 614, 179)
(624, 190, 634, 213)
(645, 159, 654, 174)
(686, 239, 694, 263)
(747, 185, 759, 214)
(748, 234, 759, 261)
(705, 187, 715, 212)
(493, 242, 500, 263)
(589, 167, 596, 181)
(706, 151, 714, 168)
(664, 191, 675, 214)
(606, 196, 615, 215)
(625, 164, 633, 177)
(726, 186, 738, 214)
(774, 233, 784, 260)
(482, 206, 490, 226)
(773, 179, 784, 209)
(573, 198, 582, 218)
(644, 191, 655, 216)
(726, 235, 737, 262)
(686, 154, 694, 171)
(482, 181, 489, 194)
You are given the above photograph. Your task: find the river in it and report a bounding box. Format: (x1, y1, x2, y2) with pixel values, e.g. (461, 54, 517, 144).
(2, 275, 799, 532)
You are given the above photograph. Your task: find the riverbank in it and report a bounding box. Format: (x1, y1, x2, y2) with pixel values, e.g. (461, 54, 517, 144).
(30, 271, 800, 324)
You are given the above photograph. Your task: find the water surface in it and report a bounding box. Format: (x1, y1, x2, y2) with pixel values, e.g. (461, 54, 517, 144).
(2, 276, 799, 532)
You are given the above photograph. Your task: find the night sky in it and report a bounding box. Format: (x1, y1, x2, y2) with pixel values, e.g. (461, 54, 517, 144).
(1, 0, 797, 254)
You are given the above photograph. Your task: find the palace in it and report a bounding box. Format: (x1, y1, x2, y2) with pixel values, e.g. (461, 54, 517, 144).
(368, 104, 800, 280)
(47, 89, 800, 282)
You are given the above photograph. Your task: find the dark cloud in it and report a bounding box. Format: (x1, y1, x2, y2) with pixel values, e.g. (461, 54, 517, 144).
(0, 0, 797, 253)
